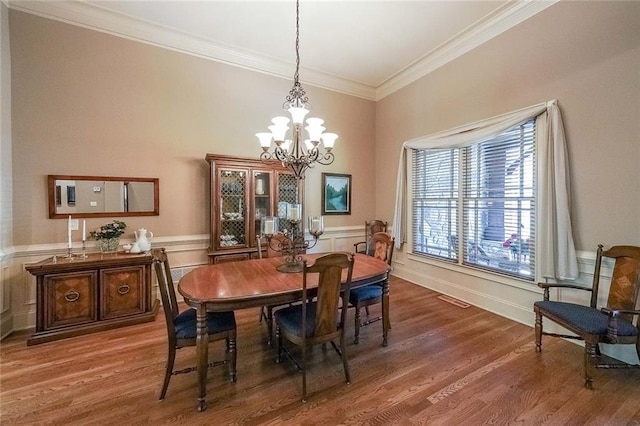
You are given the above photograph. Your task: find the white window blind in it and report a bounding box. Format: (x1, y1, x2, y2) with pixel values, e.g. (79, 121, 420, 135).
(412, 149, 458, 261)
(412, 119, 536, 280)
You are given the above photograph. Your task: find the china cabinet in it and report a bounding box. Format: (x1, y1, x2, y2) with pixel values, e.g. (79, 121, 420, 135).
(206, 154, 303, 264)
(25, 252, 159, 345)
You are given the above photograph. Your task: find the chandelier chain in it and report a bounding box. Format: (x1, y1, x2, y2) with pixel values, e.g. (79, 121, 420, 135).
(294, 0, 300, 85)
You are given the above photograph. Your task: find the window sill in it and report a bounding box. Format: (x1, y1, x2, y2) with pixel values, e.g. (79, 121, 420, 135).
(405, 251, 542, 294)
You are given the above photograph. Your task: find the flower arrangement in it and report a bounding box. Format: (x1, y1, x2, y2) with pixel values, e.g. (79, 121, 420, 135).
(503, 233, 529, 260)
(90, 220, 127, 240)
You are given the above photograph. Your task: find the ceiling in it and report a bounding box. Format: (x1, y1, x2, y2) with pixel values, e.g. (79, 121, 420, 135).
(8, 0, 556, 100)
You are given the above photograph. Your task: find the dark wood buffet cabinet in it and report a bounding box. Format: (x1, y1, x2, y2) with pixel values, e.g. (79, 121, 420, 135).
(25, 252, 159, 345)
(206, 154, 304, 264)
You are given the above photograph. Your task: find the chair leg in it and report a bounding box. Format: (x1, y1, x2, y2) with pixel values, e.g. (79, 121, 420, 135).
(301, 343, 307, 403)
(584, 341, 597, 390)
(535, 312, 542, 352)
(340, 333, 351, 385)
(227, 336, 237, 383)
(267, 306, 274, 346)
(275, 326, 282, 363)
(354, 306, 361, 344)
(159, 343, 176, 400)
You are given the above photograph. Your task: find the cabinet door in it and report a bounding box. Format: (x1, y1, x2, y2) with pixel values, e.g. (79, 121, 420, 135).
(216, 167, 249, 250)
(44, 272, 97, 330)
(252, 170, 272, 247)
(276, 171, 303, 232)
(100, 266, 145, 319)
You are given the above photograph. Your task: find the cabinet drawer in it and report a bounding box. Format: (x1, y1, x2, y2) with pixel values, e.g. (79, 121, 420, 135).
(100, 266, 145, 320)
(213, 253, 251, 264)
(44, 272, 97, 330)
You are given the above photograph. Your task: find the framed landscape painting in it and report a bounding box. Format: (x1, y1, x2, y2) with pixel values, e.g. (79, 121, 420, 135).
(321, 173, 351, 215)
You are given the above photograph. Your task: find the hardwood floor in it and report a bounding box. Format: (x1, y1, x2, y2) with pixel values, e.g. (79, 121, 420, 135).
(2, 276, 639, 425)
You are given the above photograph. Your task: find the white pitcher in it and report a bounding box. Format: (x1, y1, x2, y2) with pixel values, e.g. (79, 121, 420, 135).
(134, 228, 153, 252)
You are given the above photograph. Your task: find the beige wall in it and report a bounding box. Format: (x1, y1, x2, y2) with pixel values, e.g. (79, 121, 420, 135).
(1, 2, 14, 332)
(375, 1, 639, 363)
(1, 2, 12, 250)
(376, 1, 640, 251)
(9, 10, 375, 246)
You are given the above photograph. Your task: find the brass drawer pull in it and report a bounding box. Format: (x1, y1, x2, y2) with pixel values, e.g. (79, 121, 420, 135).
(64, 290, 80, 303)
(117, 284, 131, 295)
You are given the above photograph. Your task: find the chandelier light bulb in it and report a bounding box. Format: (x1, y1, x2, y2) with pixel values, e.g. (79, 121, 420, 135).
(268, 124, 288, 142)
(321, 133, 338, 150)
(305, 117, 324, 127)
(305, 125, 325, 142)
(256, 133, 273, 149)
(304, 139, 314, 151)
(288, 107, 309, 124)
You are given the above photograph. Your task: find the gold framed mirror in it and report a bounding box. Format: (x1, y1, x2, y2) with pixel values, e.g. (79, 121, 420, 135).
(48, 175, 159, 218)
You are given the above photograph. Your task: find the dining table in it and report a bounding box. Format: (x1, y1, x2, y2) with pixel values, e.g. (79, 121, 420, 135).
(177, 252, 391, 411)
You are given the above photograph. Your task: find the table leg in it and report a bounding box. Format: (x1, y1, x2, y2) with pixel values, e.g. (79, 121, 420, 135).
(196, 303, 208, 411)
(382, 276, 390, 347)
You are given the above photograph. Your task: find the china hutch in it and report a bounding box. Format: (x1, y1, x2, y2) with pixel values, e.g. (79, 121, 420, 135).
(206, 154, 304, 264)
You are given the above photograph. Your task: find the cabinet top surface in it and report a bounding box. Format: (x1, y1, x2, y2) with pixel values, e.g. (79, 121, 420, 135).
(26, 251, 153, 274)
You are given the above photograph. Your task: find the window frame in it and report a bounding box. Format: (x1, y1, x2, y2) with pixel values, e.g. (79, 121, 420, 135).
(410, 119, 537, 281)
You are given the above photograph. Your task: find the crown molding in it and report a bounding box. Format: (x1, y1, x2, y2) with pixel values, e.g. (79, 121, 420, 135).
(375, 0, 558, 101)
(8, 0, 557, 102)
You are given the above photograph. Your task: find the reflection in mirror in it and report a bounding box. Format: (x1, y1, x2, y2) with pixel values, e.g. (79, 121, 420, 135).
(48, 175, 159, 218)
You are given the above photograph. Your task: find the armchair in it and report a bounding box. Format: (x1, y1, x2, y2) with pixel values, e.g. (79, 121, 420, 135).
(354, 220, 388, 256)
(534, 244, 640, 389)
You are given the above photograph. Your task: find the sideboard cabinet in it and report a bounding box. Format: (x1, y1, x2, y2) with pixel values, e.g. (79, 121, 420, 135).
(25, 252, 159, 345)
(206, 154, 303, 264)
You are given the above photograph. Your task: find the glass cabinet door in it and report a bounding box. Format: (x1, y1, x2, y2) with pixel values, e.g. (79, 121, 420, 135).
(276, 172, 301, 232)
(253, 171, 271, 241)
(218, 168, 247, 248)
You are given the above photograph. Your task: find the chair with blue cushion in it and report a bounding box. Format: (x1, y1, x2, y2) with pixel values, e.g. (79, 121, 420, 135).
(152, 248, 237, 400)
(534, 244, 640, 389)
(349, 232, 394, 345)
(274, 252, 355, 402)
(354, 220, 388, 256)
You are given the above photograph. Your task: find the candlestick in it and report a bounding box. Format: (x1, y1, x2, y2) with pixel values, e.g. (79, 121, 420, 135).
(82, 220, 86, 242)
(67, 215, 72, 249)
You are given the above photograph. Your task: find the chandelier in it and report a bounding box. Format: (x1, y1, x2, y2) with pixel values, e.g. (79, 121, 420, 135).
(256, 0, 337, 180)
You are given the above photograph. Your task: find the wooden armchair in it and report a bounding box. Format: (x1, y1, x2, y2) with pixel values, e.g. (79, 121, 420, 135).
(354, 220, 388, 256)
(274, 252, 355, 402)
(534, 244, 640, 389)
(349, 232, 394, 345)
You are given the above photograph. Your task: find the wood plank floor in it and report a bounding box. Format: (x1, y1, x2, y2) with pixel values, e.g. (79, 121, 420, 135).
(2, 277, 639, 425)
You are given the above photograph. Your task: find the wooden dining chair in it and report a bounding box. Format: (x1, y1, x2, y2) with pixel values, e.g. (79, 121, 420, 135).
(152, 248, 237, 400)
(534, 244, 640, 389)
(274, 252, 355, 402)
(348, 232, 394, 345)
(354, 220, 388, 256)
(257, 233, 289, 344)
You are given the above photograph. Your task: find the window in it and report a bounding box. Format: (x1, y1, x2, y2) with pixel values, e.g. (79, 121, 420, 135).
(412, 119, 535, 280)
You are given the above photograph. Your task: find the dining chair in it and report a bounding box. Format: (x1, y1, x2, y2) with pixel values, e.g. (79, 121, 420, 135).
(534, 244, 640, 389)
(152, 248, 237, 400)
(274, 252, 355, 402)
(354, 220, 388, 256)
(348, 232, 394, 345)
(257, 233, 289, 345)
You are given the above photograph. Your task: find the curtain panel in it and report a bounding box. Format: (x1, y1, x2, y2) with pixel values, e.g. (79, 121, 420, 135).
(392, 100, 578, 281)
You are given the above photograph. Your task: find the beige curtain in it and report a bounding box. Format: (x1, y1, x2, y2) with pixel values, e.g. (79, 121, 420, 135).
(392, 100, 578, 280)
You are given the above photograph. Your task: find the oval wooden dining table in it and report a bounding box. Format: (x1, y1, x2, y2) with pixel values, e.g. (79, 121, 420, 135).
(178, 252, 391, 412)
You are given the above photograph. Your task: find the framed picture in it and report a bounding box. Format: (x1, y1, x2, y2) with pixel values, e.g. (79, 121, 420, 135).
(321, 173, 351, 215)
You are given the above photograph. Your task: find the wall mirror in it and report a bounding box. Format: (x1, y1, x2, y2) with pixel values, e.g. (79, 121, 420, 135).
(48, 175, 159, 218)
